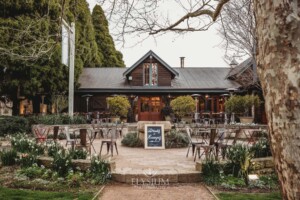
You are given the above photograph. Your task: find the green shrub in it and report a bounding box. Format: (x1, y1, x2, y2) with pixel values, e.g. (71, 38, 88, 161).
(69, 149, 88, 160)
(202, 158, 222, 185)
(250, 138, 272, 158)
(170, 96, 195, 118)
(52, 149, 72, 177)
(17, 153, 37, 168)
(0, 149, 17, 166)
(67, 172, 83, 188)
(224, 95, 261, 115)
(28, 114, 86, 126)
(47, 142, 65, 158)
(107, 96, 131, 118)
(121, 132, 143, 147)
(225, 144, 253, 185)
(0, 116, 29, 136)
(258, 174, 279, 190)
(58, 132, 66, 140)
(165, 129, 189, 148)
(18, 163, 45, 179)
(10, 133, 45, 155)
(89, 157, 110, 184)
(220, 175, 246, 189)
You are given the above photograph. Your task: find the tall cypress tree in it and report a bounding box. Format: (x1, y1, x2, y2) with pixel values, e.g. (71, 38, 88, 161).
(0, 0, 103, 113)
(92, 5, 125, 67)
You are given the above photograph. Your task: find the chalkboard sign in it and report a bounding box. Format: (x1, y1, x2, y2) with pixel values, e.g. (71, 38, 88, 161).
(144, 124, 165, 149)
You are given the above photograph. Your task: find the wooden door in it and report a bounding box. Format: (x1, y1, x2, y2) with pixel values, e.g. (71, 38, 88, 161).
(138, 96, 162, 121)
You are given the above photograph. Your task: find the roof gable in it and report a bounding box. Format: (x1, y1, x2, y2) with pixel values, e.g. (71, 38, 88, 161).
(123, 50, 179, 77)
(226, 57, 254, 79)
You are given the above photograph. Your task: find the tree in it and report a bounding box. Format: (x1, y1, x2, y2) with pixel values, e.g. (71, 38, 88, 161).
(69, 0, 103, 70)
(92, 5, 125, 67)
(218, 0, 255, 60)
(254, 1, 300, 199)
(97, 0, 300, 198)
(0, 0, 103, 114)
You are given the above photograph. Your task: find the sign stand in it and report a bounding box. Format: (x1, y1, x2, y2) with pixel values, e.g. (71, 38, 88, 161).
(144, 124, 165, 149)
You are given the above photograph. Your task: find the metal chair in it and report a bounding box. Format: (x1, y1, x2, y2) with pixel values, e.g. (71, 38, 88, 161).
(99, 126, 119, 157)
(64, 126, 75, 148)
(186, 127, 205, 157)
(193, 128, 217, 161)
(215, 128, 239, 159)
(32, 125, 48, 143)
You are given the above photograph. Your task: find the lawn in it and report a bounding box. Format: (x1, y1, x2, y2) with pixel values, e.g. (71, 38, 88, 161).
(0, 187, 94, 200)
(217, 192, 281, 200)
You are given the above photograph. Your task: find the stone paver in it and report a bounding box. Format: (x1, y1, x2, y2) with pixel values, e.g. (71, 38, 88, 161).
(99, 183, 215, 200)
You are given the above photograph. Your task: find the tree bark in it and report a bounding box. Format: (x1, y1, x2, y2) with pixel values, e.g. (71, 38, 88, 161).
(254, 1, 300, 199)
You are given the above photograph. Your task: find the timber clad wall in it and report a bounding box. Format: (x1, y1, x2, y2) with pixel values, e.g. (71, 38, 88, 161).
(131, 66, 143, 86)
(130, 58, 172, 86)
(158, 63, 172, 86)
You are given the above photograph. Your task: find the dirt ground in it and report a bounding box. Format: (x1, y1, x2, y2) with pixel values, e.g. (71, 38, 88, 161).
(99, 182, 216, 200)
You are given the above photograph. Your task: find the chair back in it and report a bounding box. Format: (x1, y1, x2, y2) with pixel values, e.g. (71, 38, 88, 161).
(108, 126, 118, 141)
(185, 127, 193, 143)
(216, 128, 226, 143)
(64, 126, 71, 141)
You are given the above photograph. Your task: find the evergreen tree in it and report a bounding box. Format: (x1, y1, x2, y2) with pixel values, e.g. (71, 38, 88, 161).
(92, 5, 125, 67)
(0, 0, 103, 113)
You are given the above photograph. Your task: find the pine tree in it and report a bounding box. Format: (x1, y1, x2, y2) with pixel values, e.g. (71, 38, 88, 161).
(92, 5, 125, 67)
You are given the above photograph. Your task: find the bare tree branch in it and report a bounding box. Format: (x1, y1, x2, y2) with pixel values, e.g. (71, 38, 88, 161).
(97, 0, 230, 44)
(217, 0, 255, 61)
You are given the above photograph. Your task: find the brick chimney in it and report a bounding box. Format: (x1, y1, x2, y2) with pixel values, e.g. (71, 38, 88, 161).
(180, 57, 185, 68)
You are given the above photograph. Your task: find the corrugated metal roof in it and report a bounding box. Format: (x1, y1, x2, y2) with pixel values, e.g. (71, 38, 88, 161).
(172, 68, 240, 89)
(78, 67, 240, 91)
(79, 68, 127, 89)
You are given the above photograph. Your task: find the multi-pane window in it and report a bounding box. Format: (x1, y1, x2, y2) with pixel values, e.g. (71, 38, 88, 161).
(143, 63, 158, 86)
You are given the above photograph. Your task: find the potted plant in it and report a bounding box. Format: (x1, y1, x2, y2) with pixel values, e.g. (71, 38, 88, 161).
(161, 105, 173, 121)
(107, 96, 131, 123)
(224, 95, 261, 123)
(170, 95, 195, 123)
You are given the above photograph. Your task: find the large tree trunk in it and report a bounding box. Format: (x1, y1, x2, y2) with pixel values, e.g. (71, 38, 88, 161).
(254, 1, 300, 199)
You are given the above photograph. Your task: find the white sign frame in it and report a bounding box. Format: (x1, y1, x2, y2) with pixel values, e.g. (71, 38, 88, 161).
(144, 124, 165, 149)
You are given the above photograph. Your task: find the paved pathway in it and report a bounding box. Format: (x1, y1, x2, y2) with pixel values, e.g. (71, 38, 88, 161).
(99, 183, 215, 200)
(110, 139, 196, 174)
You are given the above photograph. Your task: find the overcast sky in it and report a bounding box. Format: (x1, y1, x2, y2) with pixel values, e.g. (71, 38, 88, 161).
(86, 0, 229, 68)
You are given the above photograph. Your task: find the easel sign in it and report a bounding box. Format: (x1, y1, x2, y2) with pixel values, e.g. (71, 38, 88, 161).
(144, 124, 165, 149)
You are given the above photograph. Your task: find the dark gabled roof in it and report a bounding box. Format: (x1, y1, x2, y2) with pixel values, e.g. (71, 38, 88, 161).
(78, 67, 240, 93)
(122, 50, 179, 77)
(226, 57, 254, 79)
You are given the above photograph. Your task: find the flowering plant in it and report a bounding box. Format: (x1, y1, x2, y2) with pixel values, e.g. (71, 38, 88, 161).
(89, 156, 110, 184)
(10, 133, 44, 155)
(52, 149, 72, 177)
(17, 153, 37, 168)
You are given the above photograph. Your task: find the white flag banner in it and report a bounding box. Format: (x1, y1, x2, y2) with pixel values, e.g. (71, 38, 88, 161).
(61, 25, 69, 66)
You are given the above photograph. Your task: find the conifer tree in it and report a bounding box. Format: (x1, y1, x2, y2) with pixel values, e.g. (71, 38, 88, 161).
(0, 0, 103, 113)
(92, 5, 125, 67)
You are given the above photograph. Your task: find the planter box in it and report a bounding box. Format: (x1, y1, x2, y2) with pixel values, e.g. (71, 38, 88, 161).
(239, 117, 254, 124)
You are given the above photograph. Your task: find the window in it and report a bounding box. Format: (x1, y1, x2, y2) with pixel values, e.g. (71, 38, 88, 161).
(143, 63, 158, 86)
